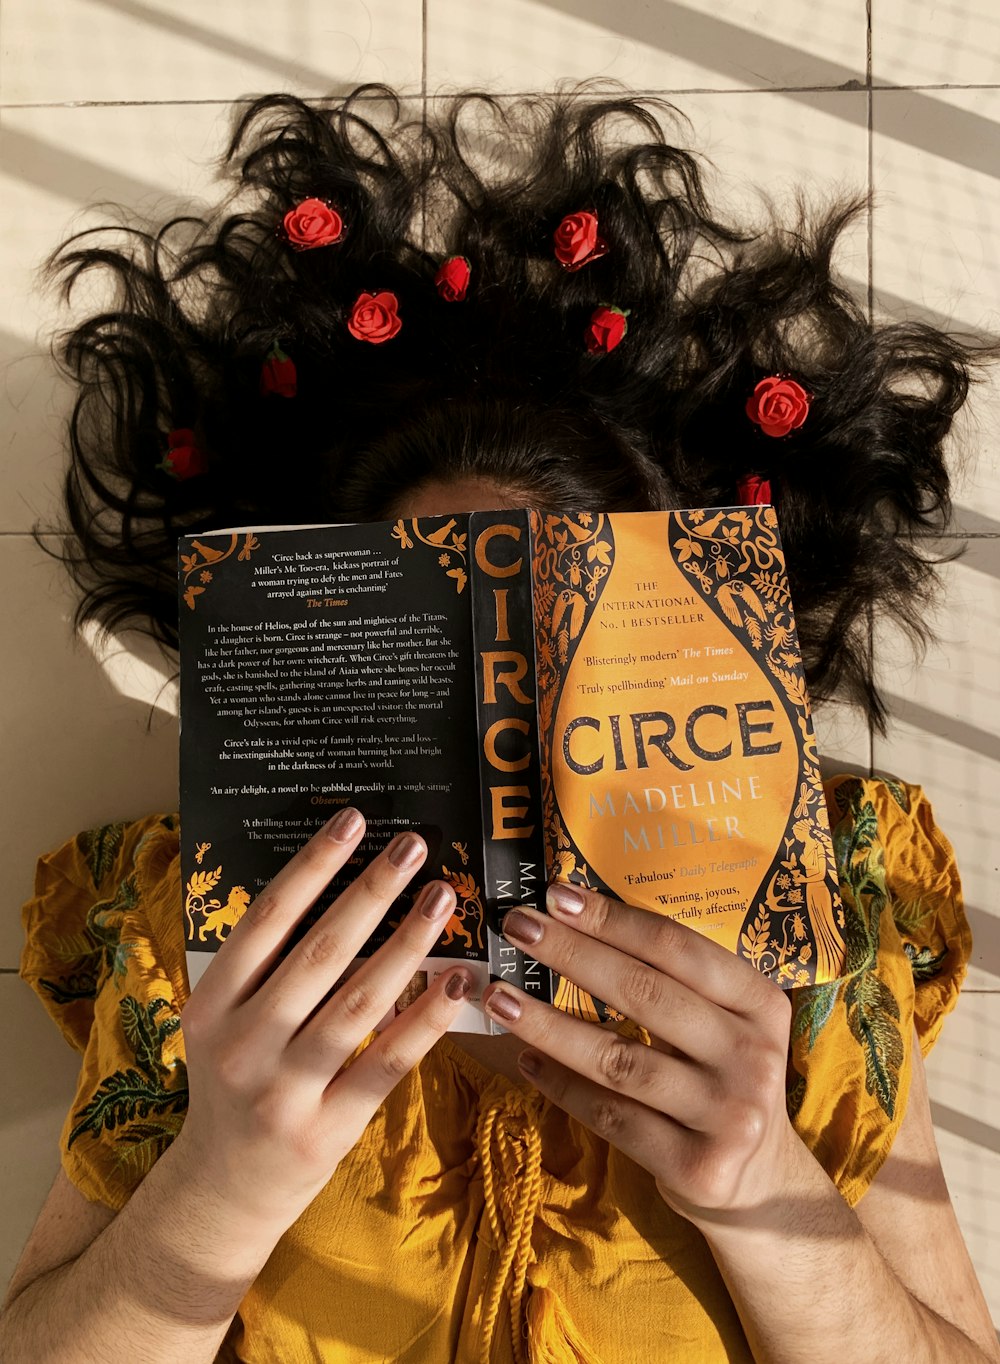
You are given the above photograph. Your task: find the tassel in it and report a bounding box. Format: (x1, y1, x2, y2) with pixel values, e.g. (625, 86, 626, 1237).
(523, 1286, 609, 1364)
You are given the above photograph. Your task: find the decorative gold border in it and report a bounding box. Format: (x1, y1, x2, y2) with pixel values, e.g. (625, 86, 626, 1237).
(390, 518, 469, 592)
(180, 533, 262, 612)
(668, 509, 845, 986)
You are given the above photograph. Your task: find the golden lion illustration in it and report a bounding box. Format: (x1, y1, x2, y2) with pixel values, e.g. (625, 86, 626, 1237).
(195, 886, 251, 943)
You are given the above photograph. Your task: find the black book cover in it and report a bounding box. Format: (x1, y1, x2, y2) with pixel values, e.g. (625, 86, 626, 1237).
(178, 512, 553, 1034)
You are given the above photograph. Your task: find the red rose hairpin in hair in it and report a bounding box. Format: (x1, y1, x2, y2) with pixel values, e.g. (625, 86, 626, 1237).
(746, 375, 811, 438)
(736, 473, 772, 506)
(585, 304, 629, 354)
(159, 428, 207, 480)
(348, 290, 402, 343)
(281, 197, 346, 251)
(260, 343, 297, 398)
(435, 255, 471, 301)
(554, 210, 609, 271)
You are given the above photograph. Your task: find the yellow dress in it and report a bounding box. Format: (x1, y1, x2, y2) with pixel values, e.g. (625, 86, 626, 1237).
(20, 776, 971, 1364)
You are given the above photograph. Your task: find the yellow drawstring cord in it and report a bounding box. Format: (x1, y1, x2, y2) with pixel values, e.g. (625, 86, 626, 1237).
(476, 1087, 543, 1364)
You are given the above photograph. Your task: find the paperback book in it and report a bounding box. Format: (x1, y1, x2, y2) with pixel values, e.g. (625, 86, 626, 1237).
(178, 507, 846, 1033)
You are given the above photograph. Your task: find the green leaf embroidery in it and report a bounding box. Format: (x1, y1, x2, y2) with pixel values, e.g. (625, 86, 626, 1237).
(844, 969, 904, 1119)
(891, 894, 935, 935)
(119, 997, 180, 1080)
(87, 874, 140, 950)
(76, 823, 128, 889)
(111, 1116, 186, 1179)
(48, 929, 101, 961)
(66, 1067, 188, 1149)
(791, 981, 840, 1051)
(883, 778, 909, 813)
(786, 1070, 807, 1122)
(903, 941, 950, 983)
(67, 993, 187, 1154)
(112, 939, 139, 984)
(36, 968, 101, 1006)
(832, 778, 861, 818)
(790, 783, 909, 1127)
(848, 801, 878, 856)
(839, 886, 875, 976)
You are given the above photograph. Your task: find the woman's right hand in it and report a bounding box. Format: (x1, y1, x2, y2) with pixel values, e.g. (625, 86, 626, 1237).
(171, 807, 469, 1236)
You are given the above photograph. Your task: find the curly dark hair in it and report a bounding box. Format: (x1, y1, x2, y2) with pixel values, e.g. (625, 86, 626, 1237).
(36, 81, 994, 729)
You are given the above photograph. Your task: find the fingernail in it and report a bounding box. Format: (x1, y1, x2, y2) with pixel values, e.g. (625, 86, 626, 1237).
(485, 987, 522, 1022)
(325, 807, 364, 842)
(502, 909, 543, 946)
(518, 1049, 541, 1078)
(546, 883, 585, 916)
(446, 971, 472, 1001)
(388, 833, 425, 870)
(419, 883, 454, 920)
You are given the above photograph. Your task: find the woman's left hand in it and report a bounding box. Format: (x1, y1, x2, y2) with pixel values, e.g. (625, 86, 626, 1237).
(482, 883, 808, 1228)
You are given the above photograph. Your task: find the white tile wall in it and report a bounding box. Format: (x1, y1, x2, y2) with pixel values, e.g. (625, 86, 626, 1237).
(0, 0, 423, 103)
(425, 0, 869, 93)
(2, 0, 997, 1336)
(872, 87, 1000, 526)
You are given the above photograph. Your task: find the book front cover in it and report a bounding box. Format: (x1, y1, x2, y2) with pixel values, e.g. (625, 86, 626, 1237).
(531, 507, 846, 1015)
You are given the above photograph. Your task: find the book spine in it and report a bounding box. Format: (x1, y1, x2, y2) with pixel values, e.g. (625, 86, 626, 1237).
(470, 511, 552, 1011)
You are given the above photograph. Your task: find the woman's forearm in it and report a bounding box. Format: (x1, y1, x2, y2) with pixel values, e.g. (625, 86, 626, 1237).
(0, 1142, 282, 1364)
(696, 1145, 999, 1364)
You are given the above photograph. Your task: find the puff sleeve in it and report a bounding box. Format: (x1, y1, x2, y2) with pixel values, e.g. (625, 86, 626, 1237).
(788, 776, 971, 1206)
(19, 814, 189, 1211)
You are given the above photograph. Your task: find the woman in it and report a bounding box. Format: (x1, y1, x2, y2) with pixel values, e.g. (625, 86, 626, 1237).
(5, 83, 998, 1362)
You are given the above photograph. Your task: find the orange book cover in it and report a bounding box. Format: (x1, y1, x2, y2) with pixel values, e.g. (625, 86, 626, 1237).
(518, 506, 847, 1015)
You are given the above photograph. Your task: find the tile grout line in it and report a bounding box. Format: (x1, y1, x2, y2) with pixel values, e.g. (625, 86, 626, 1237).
(2, 84, 999, 112)
(866, 0, 874, 327)
(422, 0, 428, 110)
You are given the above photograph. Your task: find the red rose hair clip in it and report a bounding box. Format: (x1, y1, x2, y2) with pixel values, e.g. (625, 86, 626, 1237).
(435, 255, 471, 301)
(554, 210, 609, 271)
(159, 428, 207, 480)
(348, 290, 402, 343)
(746, 376, 811, 438)
(281, 197, 345, 251)
(260, 343, 297, 398)
(736, 474, 772, 506)
(585, 304, 629, 354)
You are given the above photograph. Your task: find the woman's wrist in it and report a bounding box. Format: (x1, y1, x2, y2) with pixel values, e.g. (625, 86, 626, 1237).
(0, 1144, 285, 1364)
(139, 1136, 290, 1306)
